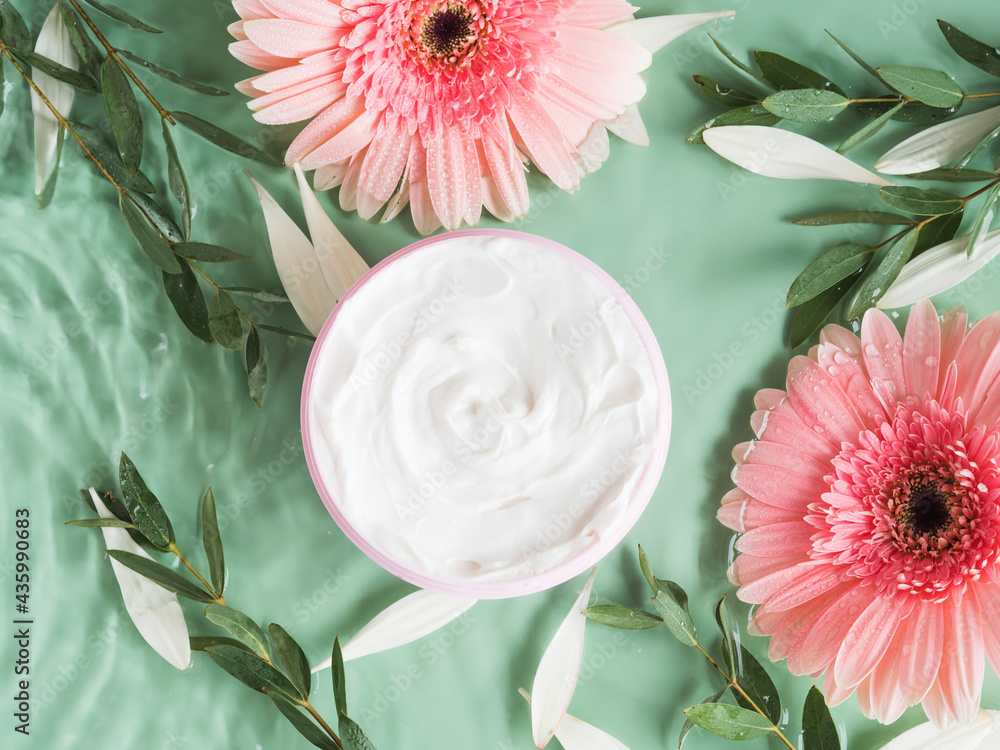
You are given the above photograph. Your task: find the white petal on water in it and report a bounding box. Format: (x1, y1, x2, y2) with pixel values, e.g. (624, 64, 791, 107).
(293, 164, 370, 302)
(606, 104, 649, 147)
(878, 709, 997, 749)
(519, 689, 630, 750)
(311, 590, 477, 671)
(530, 568, 597, 749)
(89, 489, 191, 671)
(702, 126, 896, 186)
(877, 228, 1000, 309)
(31, 5, 79, 194)
(875, 105, 1000, 175)
(247, 172, 334, 335)
(608, 11, 736, 56)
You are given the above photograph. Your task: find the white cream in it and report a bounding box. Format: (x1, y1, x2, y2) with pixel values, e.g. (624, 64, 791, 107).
(307, 233, 661, 583)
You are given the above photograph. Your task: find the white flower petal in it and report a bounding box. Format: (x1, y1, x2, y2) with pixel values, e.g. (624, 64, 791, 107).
(555, 713, 630, 750)
(530, 568, 597, 749)
(877, 228, 1000, 310)
(311, 590, 477, 671)
(702, 126, 895, 186)
(293, 163, 369, 302)
(89, 489, 191, 671)
(875, 105, 1000, 175)
(247, 172, 334, 335)
(31, 5, 78, 194)
(879, 709, 997, 749)
(608, 11, 735, 56)
(606, 104, 649, 147)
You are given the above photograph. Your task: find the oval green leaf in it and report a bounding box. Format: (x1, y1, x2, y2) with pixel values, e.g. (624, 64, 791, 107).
(939, 20, 1000, 78)
(687, 104, 780, 144)
(225, 287, 287, 303)
(65, 517, 136, 528)
(724, 645, 783, 724)
(791, 273, 861, 348)
(877, 65, 963, 108)
(967, 183, 1000, 258)
(116, 49, 228, 96)
(171, 110, 284, 167)
(162, 120, 191, 240)
(787, 244, 873, 307)
(256, 323, 316, 341)
(679, 686, 729, 750)
(0, 0, 30, 50)
(268, 623, 310, 699)
(17, 50, 100, 92)
(905, 167, 998, 182)
(204, 644, 299, 701)
(825, 31, 881, 82)
(80, 0, 161, 32)
(173, 242, 250, 262)
(162, 264, 211, 342)
(879, 186, 964, 216)
(913, 209, 964, 256)
(838, 100, 905, 153)
(37, 127, 66, 210)
(638, 544, 658, 594)
(106, 549, 216, 603)
(847, 230, 920, 320)
(692, 74, 759, 108)
(120, 195, 182, 274)
(802, 686, 841, 750)
(584, 604, 663, 630)
(190, 635, 250, 652)
(204, 604, 270, 658)
(683, 703, 774, 741)
(101, 57, 143, 175)
(201, 488, 225, 595)
(208, 289, 243, 350)
(332, 636, 347, 718)
(269, 693, 339, 750)
(762, 88, 849, 122)
(341, 715, 378, 750)
(855, 97, 961, 123)
(794, 210, 913, 226)
(118, 453, 174, 549)
(57, 1, 104, 74)
(650, 581, 697, 647)
(69, 121, 154, 193)
(754, 51, 844, 95)
(246, 326, 267, 407)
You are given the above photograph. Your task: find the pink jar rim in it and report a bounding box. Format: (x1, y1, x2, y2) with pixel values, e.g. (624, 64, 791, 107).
(300, 228, 671, 599)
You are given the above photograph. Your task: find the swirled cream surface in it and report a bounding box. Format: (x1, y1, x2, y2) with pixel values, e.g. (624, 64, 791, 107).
(307, 233, 661, 584)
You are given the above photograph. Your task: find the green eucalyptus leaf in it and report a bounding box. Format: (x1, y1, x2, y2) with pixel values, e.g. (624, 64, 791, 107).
(838, 101, 905, 153)
(854, 98, 961, 123)
(16, 50, 100, 92)
(938, 20, 1000, 78)
(256, 323, 316, 341)
(117, 49, 228, 96)
(913, 209, 964, 256)
(118, 453, 174, 549)
(332, 636, 347, 718)
(754, 51, 844, 95)
(162, 121, 191, 240)
(679, 686, 729, 749)
(162, 263, 211, 342)
(787, 244, 873, 307)
(687, 104, 780, 144)
(79, 0, 161, 33)
(692, 74, 759, 108)
(201, 488, 225, 595)
(171, 110, 284, 167)
(69, 121, 155, 193)
(638, 545, 658, 594)
(269, 693, 339, 750)
(101, 57, 143, 175)
(190, 635, 250, 652)
(205, 604, 270, 658)
(268, 623, 311, 699)
(208, 289, 243, 350)
(905, 167, 998, 182)
(120, 195, 182, 274)
(0, 0, 30, 50)
(724, 645, 782, 724)
(126, 190, 183, 243)
(106, 550, 217, 602)
(204, 644, 299, 701)
(57, 1, 103, 74)
(791, 273, 860, 348)
(0, 55, 4, 118)
(877, 65, 963, 108)
(224, 287, 287, 302)
(956, 124, 1000, 169)
(714, 596, 738, 681)
(708, 34, 766, 83)
(650, 581, 697, 647)
(967, 183, 1000, 258)
(584, 605, 663, 630)
(802, 686, 841, 750)
(246, 326, 267, 407)
(762, 88, 849, 122)
(340, 715, 378, 750)
(847, 230, 920, 320)
(825, 31, 881, 82)
(683, 703, 774, 741)
(37, 127, 66, 209)
(173, 242, 250, 262)
(879, 186, 964, 216)
(794, 211, 914, 226)
(65, 517, 135, 528)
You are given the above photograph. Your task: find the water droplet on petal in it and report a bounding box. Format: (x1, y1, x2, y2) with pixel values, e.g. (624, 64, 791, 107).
(925, 356, 938, 368)
(864, 344, 879, 358)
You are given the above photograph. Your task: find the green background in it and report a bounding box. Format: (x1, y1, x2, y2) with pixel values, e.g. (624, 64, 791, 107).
(2, 0, 999, 747)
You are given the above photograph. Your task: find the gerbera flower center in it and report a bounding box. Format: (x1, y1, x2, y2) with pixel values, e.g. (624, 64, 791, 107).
(898, 483, 953, 536)
(421, 5, 474, 56)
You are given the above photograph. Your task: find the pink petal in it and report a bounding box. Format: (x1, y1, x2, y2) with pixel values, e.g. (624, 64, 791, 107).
(861, 308, 906, 405)
(834, 595, 904, 688)
(338, 149, 366, 211)
(250, 75, 346, 125)
(938, 306, 969, 399)
(738, 562, 820, 605)
(786, 355, 866, 448)
(954, 312, 1000, 417)
(507, 94, 581, 191)
(356, 120, 411, 218)
(244, 18, 344, 59)
(233, 0, 273, 20)
(936, 591, 984, 725)
(824, 667, 856, 706)
(733, 440, 827, 477)
(607, 11, 735, 55)
(482, 118, 530, 219)
(259, 0, 346, 26)
(903, 299, 941, 402)
(749, 409, 837, 463)
(815, 344, 885, 431)
(898, 603, 944, 705)
(867, 627, 910, 724)
(754, 388, 787, 411)
(425, 126, 477, 231)
(820, 324, 866, 370)
(557, 25, 651, 73)
(733, 462, 828, 512)
(790, 585, 875, 677)
(735, 521, 816, 557)
(249, 56, 345, 93)
(229, 39, 295, 71)
(560, 0, 635, 28)
(974, 585, 1000, 676)
(285, 96, 369, 165)
(729, 554, 800, 586)
(407, 140, 441, 235)
(299, 107, 379, 169)
(766, 583, 850, 664)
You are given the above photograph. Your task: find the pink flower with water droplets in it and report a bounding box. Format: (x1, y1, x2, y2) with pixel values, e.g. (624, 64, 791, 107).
(228, 0, 732, 232)
(719, 300, 1000, 728)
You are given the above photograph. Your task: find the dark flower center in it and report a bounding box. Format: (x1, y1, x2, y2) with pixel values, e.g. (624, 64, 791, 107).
(421, 5, 473, 56)
(899, 485, 952, 535)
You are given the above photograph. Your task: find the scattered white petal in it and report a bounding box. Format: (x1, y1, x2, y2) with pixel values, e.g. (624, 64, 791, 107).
(519, 689, 629, 750)
(877, 228, 1000, 309)
(293, 163, 369, 302)
(606, 104, 649, 147)
(31, 5, 78, 194)
(702, 126, 895, 186)
(89, 489, 191, 671)
(247, 172, 334, 335)
(879, 709, 999, 749)
(531, 568, 597, 749)
(875, 105, 1000, 175)
(608, 11, 735, 56)
(311, 590, 477, 672)
(381, 166, 410, 224)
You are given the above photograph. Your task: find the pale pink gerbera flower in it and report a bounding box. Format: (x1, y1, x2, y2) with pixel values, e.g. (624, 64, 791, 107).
(228, 0, 732, 233)
(719, 300, 1000, 729)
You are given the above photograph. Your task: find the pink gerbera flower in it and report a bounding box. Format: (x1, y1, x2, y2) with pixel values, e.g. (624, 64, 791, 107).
(719, 300, 1000, 728)
(227, 0, 732, 233)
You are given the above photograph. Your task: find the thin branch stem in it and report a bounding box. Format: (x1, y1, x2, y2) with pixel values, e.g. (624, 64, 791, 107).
(301, 699, 344, 749)
(169, 543, 225, 605)
(963, 176, 1000, 203)
(692, 641, 796, 750)
(66, 0, 175, 124)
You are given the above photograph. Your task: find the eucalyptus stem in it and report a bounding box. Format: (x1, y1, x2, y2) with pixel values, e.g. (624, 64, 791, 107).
(692, 641, 797, 750)
(169, 543, 225, 605)
(301, 699, 344, 749)
(66, 0, 176, 124)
